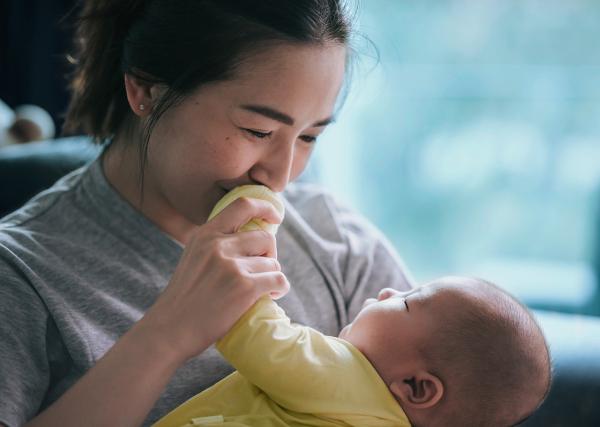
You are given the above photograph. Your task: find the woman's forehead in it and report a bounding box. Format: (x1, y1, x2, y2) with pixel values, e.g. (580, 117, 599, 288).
(179, 43, 347, 127)
(213, 47, 344, 125)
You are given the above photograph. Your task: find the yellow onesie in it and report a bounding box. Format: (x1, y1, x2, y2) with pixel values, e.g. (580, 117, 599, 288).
(153, 297, 411, 427)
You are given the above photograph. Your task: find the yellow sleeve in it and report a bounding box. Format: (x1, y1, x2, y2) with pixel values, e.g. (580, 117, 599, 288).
(216, 297, 364, 414)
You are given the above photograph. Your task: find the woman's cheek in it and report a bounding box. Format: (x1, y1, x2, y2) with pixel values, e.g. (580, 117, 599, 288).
(290, 148, 313, 180)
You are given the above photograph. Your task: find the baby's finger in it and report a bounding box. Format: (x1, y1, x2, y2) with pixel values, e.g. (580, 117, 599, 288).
(252, 271, 290, 300)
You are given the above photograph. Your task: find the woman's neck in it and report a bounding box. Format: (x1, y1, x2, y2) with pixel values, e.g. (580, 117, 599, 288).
(101, 139, 197, 245)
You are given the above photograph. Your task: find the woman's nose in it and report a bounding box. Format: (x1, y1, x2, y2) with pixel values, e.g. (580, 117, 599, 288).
(250, 141, 295, 193)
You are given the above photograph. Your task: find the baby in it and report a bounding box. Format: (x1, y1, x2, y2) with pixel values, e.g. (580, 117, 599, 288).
(153, 276, 551, 427)
(154, 186, 551, 426)
(339, 277, 552, 427)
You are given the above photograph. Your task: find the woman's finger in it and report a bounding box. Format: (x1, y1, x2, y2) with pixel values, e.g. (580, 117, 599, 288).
(252, 271, 290, 300)
(207, 196, 283, 235)
(239, 256, 281, 274)
(221, 229, 277, 258)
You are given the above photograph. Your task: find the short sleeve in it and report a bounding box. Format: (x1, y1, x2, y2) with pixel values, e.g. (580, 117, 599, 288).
(0, 261, 50, 427)
(330, 197, 416, 320)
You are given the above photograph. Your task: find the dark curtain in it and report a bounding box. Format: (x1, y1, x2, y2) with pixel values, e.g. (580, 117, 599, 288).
(0, 0, 78, 134)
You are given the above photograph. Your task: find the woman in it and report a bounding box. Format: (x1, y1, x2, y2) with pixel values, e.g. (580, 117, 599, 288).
(0, 1, 413, 426)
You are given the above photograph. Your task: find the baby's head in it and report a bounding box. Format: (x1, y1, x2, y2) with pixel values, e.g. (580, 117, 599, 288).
(339, 276, 551, 427)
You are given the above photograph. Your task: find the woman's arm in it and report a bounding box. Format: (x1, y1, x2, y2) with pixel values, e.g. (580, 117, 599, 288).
(23, 319, 182, 427)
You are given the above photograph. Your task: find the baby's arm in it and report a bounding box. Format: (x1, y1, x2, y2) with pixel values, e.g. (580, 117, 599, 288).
(215, 296, 365, 414)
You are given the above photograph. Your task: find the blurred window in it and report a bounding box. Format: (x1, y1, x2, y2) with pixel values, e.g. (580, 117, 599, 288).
(311, 0, 600, 315)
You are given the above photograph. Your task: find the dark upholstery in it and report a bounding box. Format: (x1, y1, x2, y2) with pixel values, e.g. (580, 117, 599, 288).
(1, 137, 599, 426)
(0, 136, 100, 218)
(522, 311, 600, 426)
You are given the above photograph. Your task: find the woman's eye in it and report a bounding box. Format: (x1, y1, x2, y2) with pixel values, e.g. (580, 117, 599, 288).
(244, 129, 272, 139)
(243, 128, 317, 144)
(299, 135, 318, 144)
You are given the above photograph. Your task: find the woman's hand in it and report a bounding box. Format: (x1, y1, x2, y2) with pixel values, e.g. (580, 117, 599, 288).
(139, 196, 290, 364)
(25, 197, 289, 427)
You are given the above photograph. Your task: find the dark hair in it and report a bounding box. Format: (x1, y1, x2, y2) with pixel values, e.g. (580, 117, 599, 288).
(63, 0, 355, 160)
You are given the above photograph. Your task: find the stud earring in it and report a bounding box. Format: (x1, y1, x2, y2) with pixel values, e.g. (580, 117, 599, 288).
(139, 104, 145, 111)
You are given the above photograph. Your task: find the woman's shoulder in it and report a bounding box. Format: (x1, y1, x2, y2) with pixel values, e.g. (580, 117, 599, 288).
(0, 164, 89, 231)
(282, 181, 347, 242)
(281, 181, 382, 242)
(0, 164, 93, 281)
(282, 182, 333, 209)
(280, 182, 415, 320)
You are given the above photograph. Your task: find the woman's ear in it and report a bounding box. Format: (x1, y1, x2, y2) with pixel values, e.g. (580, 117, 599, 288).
(389, 371, 444, 409)
(123, 73, 154, 117)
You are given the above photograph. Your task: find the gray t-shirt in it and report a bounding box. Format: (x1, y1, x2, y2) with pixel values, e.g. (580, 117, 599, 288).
(0, 155, 414, 427)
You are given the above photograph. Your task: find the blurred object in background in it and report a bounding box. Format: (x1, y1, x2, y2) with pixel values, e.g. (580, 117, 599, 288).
(0, 99, 13, 137)
(0, 100, 56, 147)
(0, 0, 77, 132)
(315, 0, 600, 317)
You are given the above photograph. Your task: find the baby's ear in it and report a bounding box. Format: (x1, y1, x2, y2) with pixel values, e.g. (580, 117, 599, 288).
(389, 371, 444, 409)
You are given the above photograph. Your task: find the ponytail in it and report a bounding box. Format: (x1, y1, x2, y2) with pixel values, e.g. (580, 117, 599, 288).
(63, 0, 146, 140)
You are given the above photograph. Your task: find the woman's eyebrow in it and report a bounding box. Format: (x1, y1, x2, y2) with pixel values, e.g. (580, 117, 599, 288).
(239, 104, 335, 127)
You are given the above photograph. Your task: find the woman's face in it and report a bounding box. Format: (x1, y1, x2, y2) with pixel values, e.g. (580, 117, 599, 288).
(143, 42, 347, 227)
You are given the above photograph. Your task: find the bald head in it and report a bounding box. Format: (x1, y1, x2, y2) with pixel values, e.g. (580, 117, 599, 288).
(419, 277, 552, 427)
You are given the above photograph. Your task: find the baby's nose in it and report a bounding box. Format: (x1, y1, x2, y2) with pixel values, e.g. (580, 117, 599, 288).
(377, 288, 398, 300)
